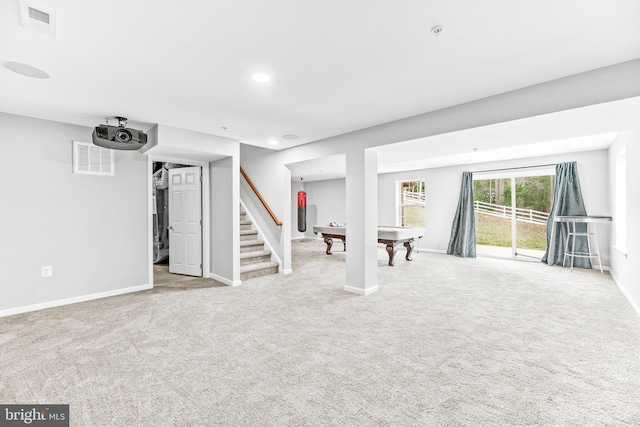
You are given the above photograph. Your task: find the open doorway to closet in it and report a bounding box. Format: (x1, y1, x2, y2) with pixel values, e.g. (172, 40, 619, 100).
(473, 166, 555, 261)
(152, 161, 203, 285)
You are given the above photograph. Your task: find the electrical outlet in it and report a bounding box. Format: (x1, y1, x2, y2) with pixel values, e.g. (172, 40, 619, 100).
(42, 266, 53, 277)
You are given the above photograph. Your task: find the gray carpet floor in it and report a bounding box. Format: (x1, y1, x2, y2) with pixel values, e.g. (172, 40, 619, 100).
(2, 239, 640, 426)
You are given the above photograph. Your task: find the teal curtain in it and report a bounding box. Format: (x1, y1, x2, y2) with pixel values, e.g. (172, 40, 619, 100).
(541, 162, 591, 268)
(447, 172, 476, 257)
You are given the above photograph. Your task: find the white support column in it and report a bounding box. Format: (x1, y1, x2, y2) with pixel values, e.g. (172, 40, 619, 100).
(345, 149, 379, 295)
(231, 152, 241, 284)
(281, 165, 293, 274)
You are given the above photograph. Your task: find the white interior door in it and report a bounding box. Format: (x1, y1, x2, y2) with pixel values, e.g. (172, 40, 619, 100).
(169, 167, 202, 276)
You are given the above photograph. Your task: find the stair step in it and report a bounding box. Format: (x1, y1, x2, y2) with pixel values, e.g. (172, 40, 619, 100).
(240, 250, 272, 266)
(238, 208, 278, 280)
(240, 239, 265, 253)
(240, 261, 279, 281)
(240, 229, 258, 241)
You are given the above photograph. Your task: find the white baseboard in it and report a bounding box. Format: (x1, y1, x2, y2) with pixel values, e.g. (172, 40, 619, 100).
(280, 268, 293, 275)
(209, 272, 241, 287)
(418, 248, 447, 254)
(0, 284, 153, 318)
(344, 285, 379, 296)
(609, 269, 640, 319)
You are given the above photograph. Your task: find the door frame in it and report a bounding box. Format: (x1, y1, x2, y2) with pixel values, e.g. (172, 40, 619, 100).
(148, 156, 210, 285)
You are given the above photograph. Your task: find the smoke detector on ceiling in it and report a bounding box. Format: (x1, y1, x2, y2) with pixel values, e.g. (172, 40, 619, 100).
(19, 0, 57, 38)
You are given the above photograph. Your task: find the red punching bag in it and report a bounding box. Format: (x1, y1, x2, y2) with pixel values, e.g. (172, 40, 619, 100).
(297, 190, 307, 232)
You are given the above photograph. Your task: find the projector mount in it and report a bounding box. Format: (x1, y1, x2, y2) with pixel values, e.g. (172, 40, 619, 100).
(105, 116, 128, 128)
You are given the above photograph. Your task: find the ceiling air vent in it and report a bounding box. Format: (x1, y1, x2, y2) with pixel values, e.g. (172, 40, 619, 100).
(19, 1, 57, 38)
(28, 7, 50, 24)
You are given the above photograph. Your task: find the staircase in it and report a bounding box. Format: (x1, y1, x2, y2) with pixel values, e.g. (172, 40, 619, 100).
(240, 210, 279, 281)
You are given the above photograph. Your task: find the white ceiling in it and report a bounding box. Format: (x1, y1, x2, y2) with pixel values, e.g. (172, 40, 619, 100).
(288, 130, 619, 182)
(1, 0, 639, 153)
(289, 94, 640, 181)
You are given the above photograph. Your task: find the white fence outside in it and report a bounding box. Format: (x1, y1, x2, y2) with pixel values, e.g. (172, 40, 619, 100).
(474, 200, 549, 225)
(402, 191, 425, 205)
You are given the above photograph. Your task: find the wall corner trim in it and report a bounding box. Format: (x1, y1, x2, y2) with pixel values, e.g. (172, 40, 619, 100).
(209, 272, 241, 287)
(0, 284, 153, 318)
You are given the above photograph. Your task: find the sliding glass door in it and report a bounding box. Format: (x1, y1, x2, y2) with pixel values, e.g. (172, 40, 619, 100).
(512, 175, 554, 259)
(474, 177, 513, 258)
(473, 167, 555, 260)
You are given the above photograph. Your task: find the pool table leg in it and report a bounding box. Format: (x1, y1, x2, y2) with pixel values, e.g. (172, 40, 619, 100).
(404, 240, 414, 261)
(386, 244, 396, 266)
(323, 236, 334, 255)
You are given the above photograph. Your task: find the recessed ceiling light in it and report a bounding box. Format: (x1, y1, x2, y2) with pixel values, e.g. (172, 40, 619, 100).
(252, 73, 270, 83)
(282, 134, 298, 140)
(4, 61, 50, 79)
(268, 140, 278, 145)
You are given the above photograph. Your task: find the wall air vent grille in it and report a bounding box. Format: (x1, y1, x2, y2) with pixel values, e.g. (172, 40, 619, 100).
(73, 141, 115, 176)
(19, 0, 57, 37)
(28, 7, 49, 24)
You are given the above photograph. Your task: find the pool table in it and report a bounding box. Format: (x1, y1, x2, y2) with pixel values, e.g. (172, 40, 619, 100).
(312, 225, 424, 266)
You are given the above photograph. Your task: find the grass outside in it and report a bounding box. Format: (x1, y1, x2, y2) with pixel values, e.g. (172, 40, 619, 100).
(476, 212, 547, 250)
(402, 205, 425, 228)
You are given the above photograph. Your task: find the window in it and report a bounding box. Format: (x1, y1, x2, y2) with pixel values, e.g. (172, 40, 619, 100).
(398, 180, 425, 227)
(615, 147, 627, 253)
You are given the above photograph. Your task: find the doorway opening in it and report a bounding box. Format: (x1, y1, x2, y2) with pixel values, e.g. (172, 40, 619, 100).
(473, 167, 555, 261)
(152, 161, 203, 285)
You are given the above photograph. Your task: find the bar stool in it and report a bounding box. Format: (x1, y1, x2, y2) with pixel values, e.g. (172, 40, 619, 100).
(554, 215, 612, 274)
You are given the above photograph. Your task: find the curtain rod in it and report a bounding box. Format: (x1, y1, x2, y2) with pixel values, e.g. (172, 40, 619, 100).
(471, 163, 556, 174)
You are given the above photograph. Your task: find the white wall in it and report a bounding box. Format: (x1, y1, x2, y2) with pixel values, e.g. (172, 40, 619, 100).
(240, 61, 640, 294)
(142, 124, 235, 163)
(608, 131, 640, 315)
(145, 124, 241, 286)
(291, 178, 346, 239)
(210, 156, 240, 285)
(240, 146, 290, 270)
(378, 150, 611, 258)
(0, 113, 149, 314)
(296, 150, 610, 260)
(240, 60, 640, 269)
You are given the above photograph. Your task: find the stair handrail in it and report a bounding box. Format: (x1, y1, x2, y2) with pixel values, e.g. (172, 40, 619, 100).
(240, 167, 282, 227)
